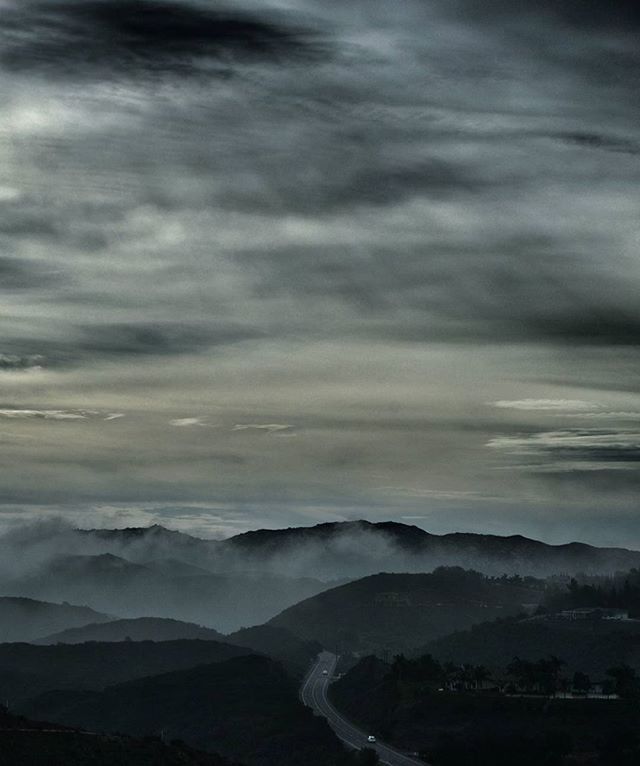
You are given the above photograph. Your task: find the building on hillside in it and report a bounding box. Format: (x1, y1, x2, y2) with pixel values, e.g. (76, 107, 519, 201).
(556, 607, 629, 621)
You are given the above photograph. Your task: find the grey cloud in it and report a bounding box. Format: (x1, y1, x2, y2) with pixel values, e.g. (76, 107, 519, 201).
(551, 132, 640, 155)
(0, 0, 320, 79)
(169, 417, 209, 427)
(0, 408, 122, 421)
(1, 323, 262, 369)
(0, 257, 61, 290)
(240, 237, 640, 347)
(214, 156, 489, 217)
(0, 354, 45, 370)
(489, 428, 640, 471)
(232, 424, 293, 433)
(493, 400, 599, 412)
(75, 322, 259, 357)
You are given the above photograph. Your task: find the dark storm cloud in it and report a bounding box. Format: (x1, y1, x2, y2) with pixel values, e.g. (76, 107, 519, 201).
(0, 256, 61, 290)
(489, 429, 640, 472)
(216, 156, 487, 216)
(527, 312, 640, 347)
(0, 0, 319, 79)
(0, 323, 261, 371)
(75, 322, 260, 357)
(0, 211, 58, 238)
(239, 237, 640, 346)
(447, 0, 640, 31)
(551, 132, 640, 156)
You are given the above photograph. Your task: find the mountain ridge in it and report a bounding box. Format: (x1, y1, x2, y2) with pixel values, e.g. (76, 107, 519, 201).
(109, 519, 640, 578)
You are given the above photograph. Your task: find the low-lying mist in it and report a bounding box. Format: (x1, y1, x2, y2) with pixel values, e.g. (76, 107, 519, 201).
(1, 518, 638, 633)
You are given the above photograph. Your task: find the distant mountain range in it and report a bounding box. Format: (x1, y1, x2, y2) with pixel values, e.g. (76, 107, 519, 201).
(221, 520, 640, 578)
(2, 520, 640, 633)
(77, 520, 640, 577)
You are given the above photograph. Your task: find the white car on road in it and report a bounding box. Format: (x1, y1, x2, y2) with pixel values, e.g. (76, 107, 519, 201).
(367, 735, 377, 743)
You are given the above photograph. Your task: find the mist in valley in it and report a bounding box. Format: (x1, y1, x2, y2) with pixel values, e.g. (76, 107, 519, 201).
(1, 518, 638, 635)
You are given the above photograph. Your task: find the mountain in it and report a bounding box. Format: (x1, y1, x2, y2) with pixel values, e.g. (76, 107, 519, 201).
(21, 654, 356, 766)
(425, 613, 640, 677)
(222, 520, 640, 578)
(37, 616, 225, 645)
(0, 639, 253, 705)
(225, 625, 322, 678)
(0, 705, 240, 766)
(141, 557, 215, 578)
(77, 524, 214, 564)
(0, 596, 112, 643)
(6, 519, 640, 588)
(6, 553, 328, 632)
(269, 567, 544, 653)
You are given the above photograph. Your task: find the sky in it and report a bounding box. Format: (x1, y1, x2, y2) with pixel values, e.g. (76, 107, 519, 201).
(0, 0, 639, 545)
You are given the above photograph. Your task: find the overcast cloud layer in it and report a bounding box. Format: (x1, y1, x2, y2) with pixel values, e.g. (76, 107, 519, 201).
(0, 0, 639, 546)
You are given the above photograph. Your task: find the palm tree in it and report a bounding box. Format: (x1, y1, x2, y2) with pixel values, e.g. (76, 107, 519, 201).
(472, 665, 491, 690)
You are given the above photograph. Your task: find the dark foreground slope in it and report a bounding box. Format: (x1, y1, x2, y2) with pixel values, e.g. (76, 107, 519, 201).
(0, 640, 252, 705)
(330, 656, 640, 765)
(270, 568, 543, 653)
(0, 705, 240, 766)
(0, 597, 112, 643)
(425, 614, 640, 676)
(36, 619, 319, 679)
(21, 655, 354, 766)
(225, 625, 321, 678)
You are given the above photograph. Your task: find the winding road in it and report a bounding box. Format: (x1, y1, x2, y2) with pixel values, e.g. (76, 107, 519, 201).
(301, 651, 425, 766)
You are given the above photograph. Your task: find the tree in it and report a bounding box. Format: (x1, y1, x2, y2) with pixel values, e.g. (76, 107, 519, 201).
(606, 665, 640, 699)
(472, 665, 491, 689)
(572, 671, 591, 694)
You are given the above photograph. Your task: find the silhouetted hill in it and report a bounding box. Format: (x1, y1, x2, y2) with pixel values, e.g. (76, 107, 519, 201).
(425, 614, 640, 676)
(142, 557, 215, 578)
(37, 617, 225, 645)
(0, 640, 252, 705)
(226, 625, 321, 677)
(37, 619, 319, 677)
(0, 705, 240, 765)
(269, 568, 543, 653)
(22, 655, 355, 766)
(0, 597, 112, 643)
